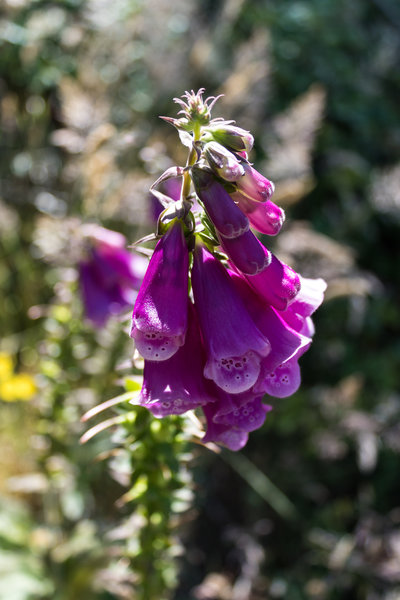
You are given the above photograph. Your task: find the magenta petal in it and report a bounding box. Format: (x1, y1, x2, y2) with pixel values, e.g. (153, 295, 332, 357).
(231, 192, 285, 236)
(131, 220, 189, 361)
(139, 304, 215, 417)
(285, 277, 327, 319)
(244, 254, 301, 311)
(192, 244, 271, 394)
(218, 230, 271, 275)
(230, 271, 310, 374)
(259, 357, 301, 398)
(192, 168, 249, 238)
(214, 396, 271, 431)
(279, 277, 327, 337)
(202, 403, 249, 451)
(235, 164, 275, 202)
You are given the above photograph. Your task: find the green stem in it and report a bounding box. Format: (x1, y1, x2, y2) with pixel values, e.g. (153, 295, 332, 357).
(180, 122, 202, 208)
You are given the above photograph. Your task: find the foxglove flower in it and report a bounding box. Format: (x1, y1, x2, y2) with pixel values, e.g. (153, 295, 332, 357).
(255, 277, 327, 397)
(229, 271, 311, 375)
(243, 254, 301, 311)
(131, 220, 189, 361)
(191, 167, 249, 238)
(139, 304, 215, 417)
(79, 224, 146, 326)
(191, 243, 271, 394)
(202, 393, 271, 451)
(218, 229, 271, 275)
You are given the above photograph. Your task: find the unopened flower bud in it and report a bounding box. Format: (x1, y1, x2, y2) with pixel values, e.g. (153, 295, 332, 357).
(205, 123, 254, 153)
(203, 141, 244, 182)
(235, 163, 275, 202)
(192, 167, 249, 238)
(218, 229, 271, 275)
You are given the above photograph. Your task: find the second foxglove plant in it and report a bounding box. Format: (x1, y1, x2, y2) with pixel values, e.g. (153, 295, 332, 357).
(130, 89, 326, 450)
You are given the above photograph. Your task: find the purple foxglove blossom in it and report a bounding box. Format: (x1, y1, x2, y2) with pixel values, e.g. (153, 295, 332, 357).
(234, 163, 275, 202)
(204, 141, 245, 182)
(201, 395, 271, 451)
(280, 276, 327, 335)
(230, 190, 285, 236)
(229, 271, 311, 376)
(218, 229, 271, 275)
(191, 244, 271, 394)
(139, 304, 215, 417)
(79, 225, 147, 326)
(258, 357, 302, 398)
(202, 406, 249, 450)
(243, 254, 301, 311)
(205, 123, 254, 153)
(254, 277, 326, 398)
(131, 220, 189, 361)
(214, 396, 272, 430)
(191, 167, 249, 239)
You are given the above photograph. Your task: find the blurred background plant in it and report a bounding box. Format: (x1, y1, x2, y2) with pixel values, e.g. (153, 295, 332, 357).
(1, 0, 400, 598)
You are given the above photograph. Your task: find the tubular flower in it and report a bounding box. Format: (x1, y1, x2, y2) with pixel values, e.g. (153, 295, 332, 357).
(191, 243, 271, 394)
(79, 224, 147, 326)
(243, 254, 301, 311)
(191, 167, 249, 239)
(123, 88, 326, 450)
(131, 220, 189, 361)
(139, 304, 215, 417)
(202, 394, 271, 451)
(218, 229, 271, 275)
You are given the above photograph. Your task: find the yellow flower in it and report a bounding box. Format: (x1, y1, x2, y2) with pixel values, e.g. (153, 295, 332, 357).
(0, 374, 37, 402)
(0, 352, 37, 402)
(0, 352, 13, 380)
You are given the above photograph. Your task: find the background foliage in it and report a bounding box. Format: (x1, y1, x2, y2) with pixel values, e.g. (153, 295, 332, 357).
(1, 0, 400, 598)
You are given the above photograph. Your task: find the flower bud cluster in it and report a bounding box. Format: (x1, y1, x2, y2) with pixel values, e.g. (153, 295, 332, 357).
(130, 90, 326, 450)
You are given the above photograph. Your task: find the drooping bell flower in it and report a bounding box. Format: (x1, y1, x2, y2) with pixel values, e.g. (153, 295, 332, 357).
(232, 273, 326, 398)
(253, 276, 327, 397)
(218, 229, 271, 275)
(79, 224, 147, 326)
(191, 167, 249, 239)
(229, 271, 311, 376)
(191, 243, 271, 394)
(201, 393, 272, 451)
(279, 276, 327, 336)
(131, 219, 189, 361)
(139, 303, 215, 417)
(243, 253, 301, 311)
(256, 357, 302, 398)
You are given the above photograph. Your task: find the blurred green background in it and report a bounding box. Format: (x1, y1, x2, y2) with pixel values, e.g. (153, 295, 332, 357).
(1, 0, 400, 598)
